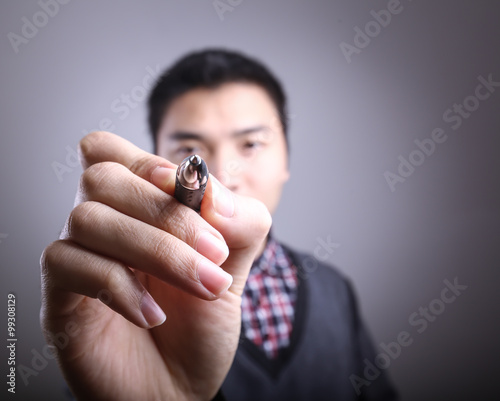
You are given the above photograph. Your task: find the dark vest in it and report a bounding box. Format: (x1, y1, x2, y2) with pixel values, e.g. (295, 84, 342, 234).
(221, 246, 398, 401)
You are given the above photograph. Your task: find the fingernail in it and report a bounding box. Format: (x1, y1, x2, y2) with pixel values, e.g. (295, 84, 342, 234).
(140, 292, 166, 328)
(151, 166, 176, 191)
(197, 259, 233, 297)
(212, 178, 234, 217)
(197, 231, 229, 264)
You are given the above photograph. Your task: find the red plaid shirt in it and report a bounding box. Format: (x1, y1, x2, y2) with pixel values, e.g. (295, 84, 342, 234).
(241, 237, 298, 359)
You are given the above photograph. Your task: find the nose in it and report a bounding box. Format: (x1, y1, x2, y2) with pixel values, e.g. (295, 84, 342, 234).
(209, 152, 242, 192)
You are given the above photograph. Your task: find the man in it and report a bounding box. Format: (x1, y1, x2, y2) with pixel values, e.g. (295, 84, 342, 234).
(40, 49, 398, 400)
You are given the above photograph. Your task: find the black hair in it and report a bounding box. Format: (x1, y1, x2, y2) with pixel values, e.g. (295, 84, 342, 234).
(147, 48, 288, 149)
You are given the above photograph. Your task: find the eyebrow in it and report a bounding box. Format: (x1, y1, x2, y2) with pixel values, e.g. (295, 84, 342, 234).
(232, 125, 267, 137)
(168, 131, 204, 141)
(168, 125, 268, 142)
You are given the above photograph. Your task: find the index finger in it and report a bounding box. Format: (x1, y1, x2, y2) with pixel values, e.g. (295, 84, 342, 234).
(78, 131, 176, 182)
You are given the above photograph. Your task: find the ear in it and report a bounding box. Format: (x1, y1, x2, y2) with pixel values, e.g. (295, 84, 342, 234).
(283, 168, 290, 183)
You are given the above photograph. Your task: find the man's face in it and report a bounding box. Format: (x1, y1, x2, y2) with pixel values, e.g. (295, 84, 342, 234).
(156, 82, 290, 215)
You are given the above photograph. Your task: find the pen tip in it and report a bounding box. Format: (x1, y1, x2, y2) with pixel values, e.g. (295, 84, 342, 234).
(189, 155, 201, 166)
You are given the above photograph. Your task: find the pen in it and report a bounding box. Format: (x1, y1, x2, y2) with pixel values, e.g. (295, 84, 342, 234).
(174, 154, 209, 213)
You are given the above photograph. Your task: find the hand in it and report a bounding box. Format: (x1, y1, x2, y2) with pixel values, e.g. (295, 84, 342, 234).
(40, 131, 272, 401)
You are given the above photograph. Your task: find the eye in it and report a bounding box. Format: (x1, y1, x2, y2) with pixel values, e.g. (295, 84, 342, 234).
(175, 145, 201, 158)
(242, 140, 264, 151)
(244, 141, 259, 149)
(179, 146, 196, 154)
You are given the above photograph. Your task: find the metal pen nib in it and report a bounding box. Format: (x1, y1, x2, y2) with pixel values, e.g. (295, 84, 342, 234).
(174, 155, 208, 213)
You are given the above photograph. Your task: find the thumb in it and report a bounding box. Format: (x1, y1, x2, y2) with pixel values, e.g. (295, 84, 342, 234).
(201, 175, 272, 296)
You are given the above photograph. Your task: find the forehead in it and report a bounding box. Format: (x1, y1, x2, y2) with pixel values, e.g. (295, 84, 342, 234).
(160, 82, 278, 133)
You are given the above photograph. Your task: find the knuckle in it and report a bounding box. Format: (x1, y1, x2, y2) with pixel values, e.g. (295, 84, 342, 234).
(40, 240, 68, 287)
(128, 153, 173, 180)
(40, 241, 61, 275)
(67, 201, 100, 238)
(151, 232, 194, 281)
(100, 264, 127, 298)
(151, 231, 174, 263)
(78, 131, 107, 167)
(129, 154, 154, 177)
(80, 161, 123, 195)
(157, 201, 198, 245)
(39, 304, 48, 329)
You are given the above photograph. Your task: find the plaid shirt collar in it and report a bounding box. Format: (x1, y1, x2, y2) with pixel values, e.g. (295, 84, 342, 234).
(241, 235, 299, 359)
(251, 236, 289, 276)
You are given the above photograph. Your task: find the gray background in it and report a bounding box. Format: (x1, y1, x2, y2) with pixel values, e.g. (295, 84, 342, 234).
(1, 0, 499, 400)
